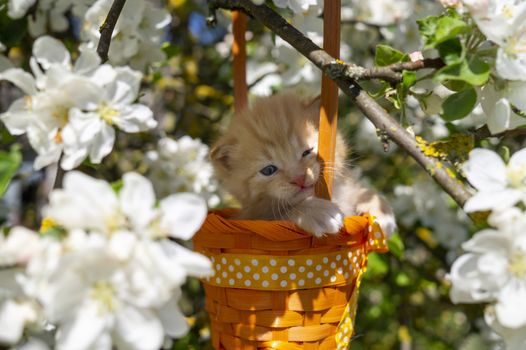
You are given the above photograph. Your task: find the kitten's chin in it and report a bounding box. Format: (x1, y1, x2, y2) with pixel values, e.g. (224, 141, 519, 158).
(291, 185, 315, 203)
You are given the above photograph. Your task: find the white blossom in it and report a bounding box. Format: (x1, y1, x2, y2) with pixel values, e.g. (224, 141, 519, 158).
(7, 0, 94, 37)
(462, 0, 526, 80)
(393, 178, 468, 250)
(0, 36, 156, 170)
(1, 171, 212, 349)
(146, 137, 221, 207)
(479, 81, 526, 134)
(450, 222, 526, 329)
(82, 0, 171, 71)
(463, 148, 526, 213)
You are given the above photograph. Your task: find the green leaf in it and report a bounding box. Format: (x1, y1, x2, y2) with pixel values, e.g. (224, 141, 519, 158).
(387, 233, 405, 260)
(433, 17, 468, 47)
(418, 15, 468, 49)
(417, 16, 438, 45)
(365, 253, 389, 277)
(441, 87, 477, 121)
(375, 44, 408, 67)
(0, 145, 21, 197)
(402, 71, 417, 90)
(0, 4, 27, 48)
(437, 38, 463, 65)
(434, 56, 490, 86)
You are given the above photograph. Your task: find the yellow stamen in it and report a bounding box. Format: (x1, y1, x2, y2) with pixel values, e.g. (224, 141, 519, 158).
(91, 281, 115, 314)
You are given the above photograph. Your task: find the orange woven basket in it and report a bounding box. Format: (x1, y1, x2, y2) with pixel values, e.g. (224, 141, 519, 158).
(193, 210, 388, 350)
(194, 3, 388, 349)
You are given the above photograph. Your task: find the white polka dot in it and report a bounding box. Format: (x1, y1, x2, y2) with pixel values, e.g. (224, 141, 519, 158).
(315, 277, 322, 284)
(306, 259, 313, 266)
(221, 257, 226, 264)
(336, 254, 342, 261)
(280, 266, 287, 273)
(375, 231, 382, 238)
(369, 239, 375, 245)
(271, 273, 278, 280)
(229, 279, 235, 285)
(244, 266, 251, 273)
(222, 271, 227, 278)
(330, 275, 337, 282)
(298, 279, 305, 286)
(343, 259, 348, 266)
(343, 336, 349, 343)
(253, 273, 260, 280)
(316, 264, 322, 271)
(270, 259, 277, 266)
(347, 252, 353, 258)
(262, 280, 269, 287)
(244, 280, 251, 287)
(330, 262, 336, 269)
(337, 267, 343, 274)
(262, 266, 269, 273)
(228, 265, 234, 272)
(215, 277, 221, 284)
(251, 259, 258, 266)
(234, 258, 241, 266)
(280, 280, 287, 287)
(288, 259, 295, 266)
(323, 257, 328, 264)
(236, 272, 243, 279)
(352, 256, 357, 263)
(289, 273, 297, 280)
(216, 264, 221, 270)
(299, 266, 305, 273)
(307, 272, 314, 279)
(344, 272, 349, 279)
(343, 327, 349, 334)
(324, 270, 329, 277)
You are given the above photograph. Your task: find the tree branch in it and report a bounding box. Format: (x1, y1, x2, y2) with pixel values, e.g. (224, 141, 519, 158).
(209, 0, 472, 208)
(326, 58, 444, 84)
(473, 125, 526, 141)
(97, 0, 127, 63)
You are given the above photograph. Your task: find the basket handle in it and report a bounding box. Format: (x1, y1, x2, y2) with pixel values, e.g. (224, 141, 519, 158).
(231, 5, 341, 200)
(232, 11, 248, 113)
(315, 1, 341, 200)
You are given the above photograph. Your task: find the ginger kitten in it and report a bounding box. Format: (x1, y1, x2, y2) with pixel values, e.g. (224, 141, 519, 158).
(210, 93, 396, 237)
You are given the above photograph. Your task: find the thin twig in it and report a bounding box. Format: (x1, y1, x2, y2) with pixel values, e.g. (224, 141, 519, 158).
(209, 0, 472, 208)
(97, 0, 127, 63)
(473, 125, 526, 141)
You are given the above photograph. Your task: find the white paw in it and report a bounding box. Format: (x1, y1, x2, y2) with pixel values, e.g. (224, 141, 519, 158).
(292, 197, 344, 237)
(374, 212, 397, 237)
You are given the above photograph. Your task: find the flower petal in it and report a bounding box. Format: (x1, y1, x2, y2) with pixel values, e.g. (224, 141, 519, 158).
(88, 123, 115, 164)
(32, 36, 71, 70)
(0, 68, 37, 95)
(55, 299, 108, 350)
(496, 280, 526, 329)
(120, 173, 156, 230)
(159, 193, 207, 240)
(114, 306, 163, 350)
(113, 104, 156, 133)
(463, 149, 507, 191)
(157, 293, 189, 338)
(464, 189, 522, 212)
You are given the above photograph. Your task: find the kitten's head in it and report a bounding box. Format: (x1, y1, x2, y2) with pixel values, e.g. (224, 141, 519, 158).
(211, 93, 346, 211)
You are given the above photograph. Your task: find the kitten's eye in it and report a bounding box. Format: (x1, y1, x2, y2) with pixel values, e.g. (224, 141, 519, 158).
(302, 148, 313, 157)
(260, 165, 278, 176)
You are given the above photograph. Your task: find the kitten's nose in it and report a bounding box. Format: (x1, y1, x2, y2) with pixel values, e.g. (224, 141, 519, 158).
(290, 174, 306, 188)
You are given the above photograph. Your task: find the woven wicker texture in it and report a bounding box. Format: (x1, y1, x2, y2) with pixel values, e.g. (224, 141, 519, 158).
(193, 210, 388, 349)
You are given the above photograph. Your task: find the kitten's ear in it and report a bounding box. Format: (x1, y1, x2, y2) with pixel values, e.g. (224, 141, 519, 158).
(303, 95, 321, 123)
(210, 136, 237, 171)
